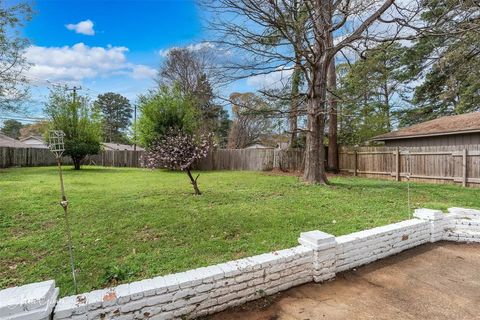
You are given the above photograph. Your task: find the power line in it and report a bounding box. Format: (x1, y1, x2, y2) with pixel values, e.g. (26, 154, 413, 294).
(0, 115, 48, 121)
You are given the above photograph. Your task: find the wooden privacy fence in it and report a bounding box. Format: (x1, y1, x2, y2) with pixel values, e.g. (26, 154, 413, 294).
(0, 147, 143, 168)
(87, 150, 145, 167)
(195, 148, 305, 171)
(0, 147, 72, 168)
(339, 146, 480, 187)
(0, 147, 305, 171)
(4, 145, 479, 187)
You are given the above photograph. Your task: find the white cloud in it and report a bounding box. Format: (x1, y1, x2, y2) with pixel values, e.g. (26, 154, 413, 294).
(25, 43, 155, 82)
(65, 19, 95, 36)
(158, 41, 215, 57)
(186, 42, 215, 51)
(131, 65, 157, 80)
(246, 68, 294, 90)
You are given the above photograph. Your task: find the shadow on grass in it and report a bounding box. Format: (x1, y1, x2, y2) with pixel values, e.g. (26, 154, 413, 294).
(65, 166, 137, 174)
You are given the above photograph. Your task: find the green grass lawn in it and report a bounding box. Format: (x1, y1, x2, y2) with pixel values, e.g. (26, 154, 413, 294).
(1, 166, 479, 296)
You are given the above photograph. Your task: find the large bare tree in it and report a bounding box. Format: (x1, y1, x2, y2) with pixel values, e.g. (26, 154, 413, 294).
(227, 92, 273, 148)
(157, 47, 231, 143)
(0, 2, 32, 112)
(157, 47, 213, 96)
(203, 0, 422, 184)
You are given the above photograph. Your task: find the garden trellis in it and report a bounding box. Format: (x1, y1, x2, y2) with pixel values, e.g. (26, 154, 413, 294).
(48, 130, 78, 294)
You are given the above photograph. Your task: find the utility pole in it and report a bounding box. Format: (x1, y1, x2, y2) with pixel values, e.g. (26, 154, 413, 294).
(133, 104, 137, 152)
(65, 85, 82, 103)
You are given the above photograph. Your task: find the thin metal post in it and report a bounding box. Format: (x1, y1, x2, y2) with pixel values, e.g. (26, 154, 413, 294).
(49, 130, 78, 294)
(133, 104, 137, 152)
(56, 158, 78, 294)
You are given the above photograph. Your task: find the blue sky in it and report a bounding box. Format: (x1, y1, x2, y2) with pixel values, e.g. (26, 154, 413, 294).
(26, 1, 202, 50)
(12, 0, 259, 120)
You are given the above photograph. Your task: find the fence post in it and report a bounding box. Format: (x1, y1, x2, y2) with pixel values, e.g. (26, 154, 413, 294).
(353, 150, 357, 176)
(462, 149, 468, 187)
(395, 147, 400, 181)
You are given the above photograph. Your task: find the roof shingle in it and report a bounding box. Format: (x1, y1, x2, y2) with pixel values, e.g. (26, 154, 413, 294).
(373, 112, 480, 140)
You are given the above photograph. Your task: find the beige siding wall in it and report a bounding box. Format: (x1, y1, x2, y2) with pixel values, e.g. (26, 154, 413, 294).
(384, 133, 480, 147)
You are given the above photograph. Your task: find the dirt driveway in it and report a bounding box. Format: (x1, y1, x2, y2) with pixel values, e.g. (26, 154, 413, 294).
(211, 242, 480, 320)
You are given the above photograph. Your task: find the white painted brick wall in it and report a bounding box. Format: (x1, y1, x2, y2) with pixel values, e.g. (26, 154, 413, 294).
(444, 207, 480, 243)
(298, 231, 336, 282)
(2, 207, 479, 320)
(52, 245, 314, 320)
(413, 208, 446, 242)
(335, 219, 431, 272)
(0, 280, 59, 320)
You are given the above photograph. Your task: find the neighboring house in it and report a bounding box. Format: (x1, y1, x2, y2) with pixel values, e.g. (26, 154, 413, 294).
(19, 136, 49, 149)
(258, 133, 290, 149)
(372, 112, 480, 147)
(0, 133, 30, 148)
(245, 144, 274, 149)
(102, 142, 144, 151)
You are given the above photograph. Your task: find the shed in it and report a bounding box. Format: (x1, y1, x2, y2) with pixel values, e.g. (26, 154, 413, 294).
(372, 112, 480, 147)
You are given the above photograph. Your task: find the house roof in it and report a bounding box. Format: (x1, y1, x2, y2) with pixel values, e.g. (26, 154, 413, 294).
(0, 133, 30, 148)
(102, 142, 144, 151)
(19, 135, 49, 148)
(245, 144, 274, 149)
(20, 135, 44, 142)
(373, 112, 480, 141)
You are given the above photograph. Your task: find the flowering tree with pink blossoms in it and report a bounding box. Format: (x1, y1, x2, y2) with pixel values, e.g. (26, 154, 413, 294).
(144, 129, 214, 195)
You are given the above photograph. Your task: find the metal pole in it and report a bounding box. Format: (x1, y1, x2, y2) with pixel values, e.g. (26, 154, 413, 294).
(133, 104, 137, 152)
(56, 157, 78, 294)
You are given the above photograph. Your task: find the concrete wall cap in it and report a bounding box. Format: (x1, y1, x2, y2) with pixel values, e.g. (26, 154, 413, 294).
(414, 208, 444, 220)
(298, 230, 335, 250)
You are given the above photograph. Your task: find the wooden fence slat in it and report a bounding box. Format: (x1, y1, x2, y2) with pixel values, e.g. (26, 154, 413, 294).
(353, 150, 358, 176)
(463, 149, 468, 187)
(395, 147, 400, 181)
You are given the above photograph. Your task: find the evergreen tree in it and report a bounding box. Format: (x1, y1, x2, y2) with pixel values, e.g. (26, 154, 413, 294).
(337, 43, 406, 145)
(94, 92, 133, 143)
(397, 0, 480, 126)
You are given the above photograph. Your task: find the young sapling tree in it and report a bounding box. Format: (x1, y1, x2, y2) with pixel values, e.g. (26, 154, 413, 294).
(144, 129, 214, 195)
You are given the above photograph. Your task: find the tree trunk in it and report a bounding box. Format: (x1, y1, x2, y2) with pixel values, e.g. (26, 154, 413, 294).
(326, 1, 338, 173)
(289, 55, 302, 148)
(327, 57, 339, 173)
(72, 157, 81, 170)
(303, 59, 329, 185)
(383, 81, 391, 131)
(289, 56, 302, 148)
(186, 169, 202, 195)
